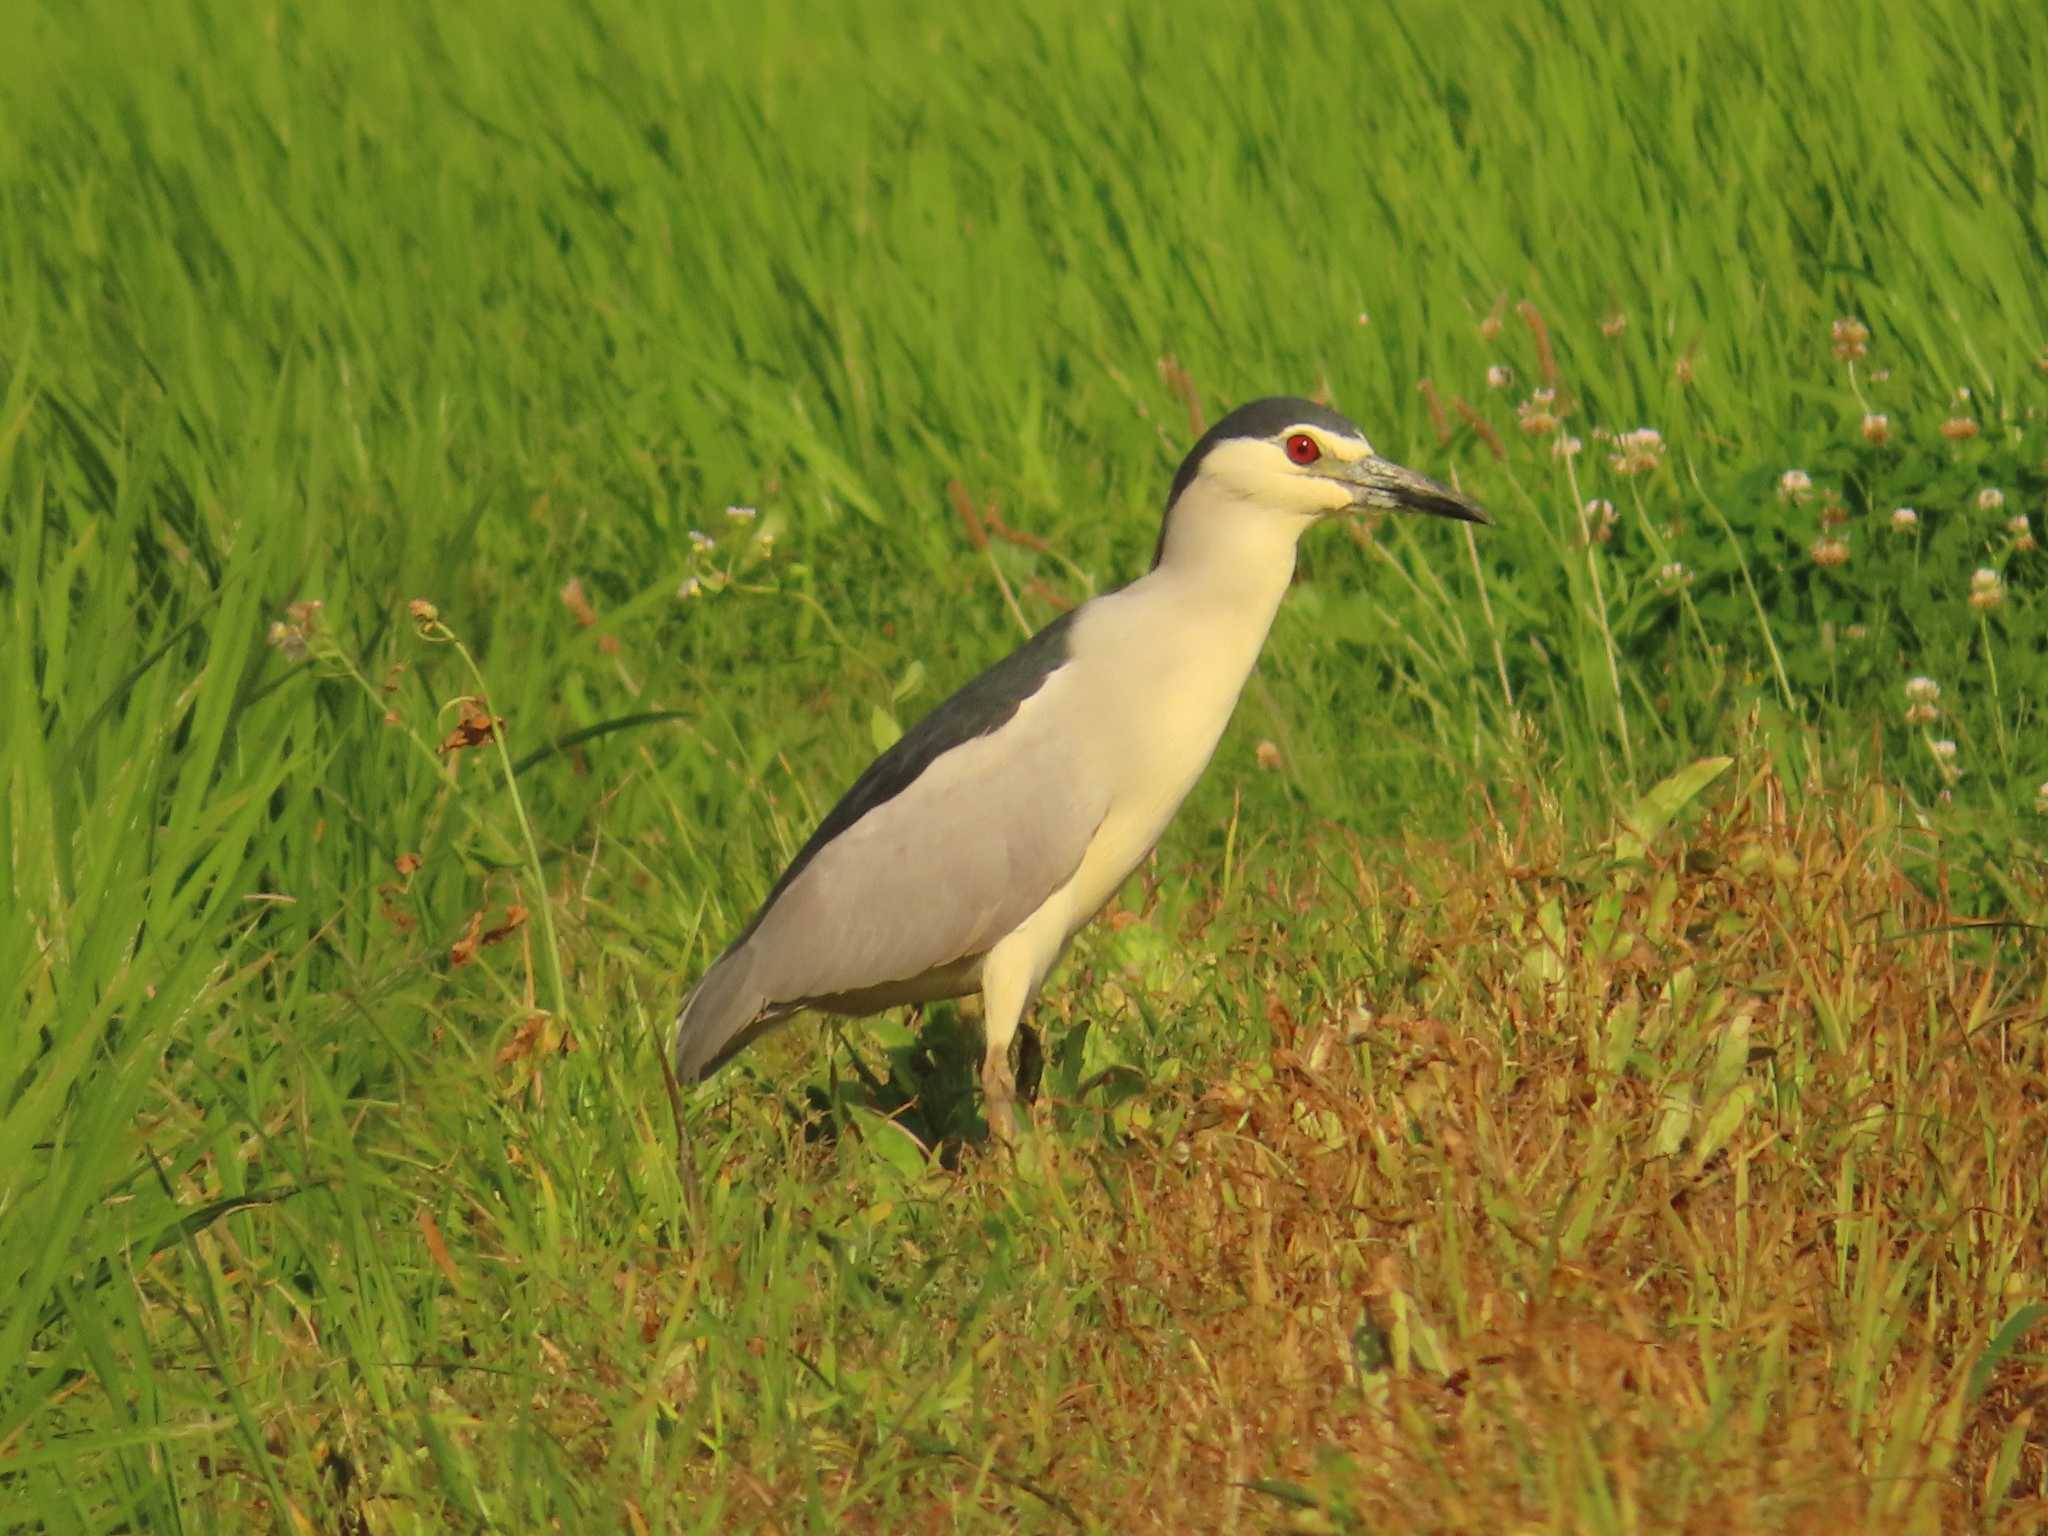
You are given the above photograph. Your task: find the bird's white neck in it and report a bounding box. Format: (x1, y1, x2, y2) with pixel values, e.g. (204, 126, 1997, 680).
(1039, 484, 1318, 930)
(1145, 482, 1315, 635)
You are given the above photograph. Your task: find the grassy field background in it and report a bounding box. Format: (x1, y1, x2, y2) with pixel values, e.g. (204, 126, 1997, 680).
(5, 0, 2047, 1528)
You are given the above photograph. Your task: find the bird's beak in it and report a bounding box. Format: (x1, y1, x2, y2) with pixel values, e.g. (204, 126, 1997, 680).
(1332, 456, 1489, 525)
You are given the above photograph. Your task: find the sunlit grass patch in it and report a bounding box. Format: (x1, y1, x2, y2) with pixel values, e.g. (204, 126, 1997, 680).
(634, 761, 2045, 1531)
(151, 758, 2030, 1534)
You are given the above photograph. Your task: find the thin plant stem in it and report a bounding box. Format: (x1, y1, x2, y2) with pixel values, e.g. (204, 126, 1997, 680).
(1562, 451, 1634, 780)
(1978, 613, 2010, 766)
(439, 630, 572, 1028)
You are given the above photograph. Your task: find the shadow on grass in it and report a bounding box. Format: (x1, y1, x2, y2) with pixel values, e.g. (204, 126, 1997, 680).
(792, 1007, 1156, 1165)
(795, 1005, 1046, 1164)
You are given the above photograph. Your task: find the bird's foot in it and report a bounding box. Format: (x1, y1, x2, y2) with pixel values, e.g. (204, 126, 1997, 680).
(982, 1053, 1028, 1149)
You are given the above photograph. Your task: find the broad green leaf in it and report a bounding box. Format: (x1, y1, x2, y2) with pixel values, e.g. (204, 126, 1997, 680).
(1616, 756, 1733, 861)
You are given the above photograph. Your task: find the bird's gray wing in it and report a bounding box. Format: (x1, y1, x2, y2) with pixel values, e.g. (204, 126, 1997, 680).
(735, 608, 1106, 1008)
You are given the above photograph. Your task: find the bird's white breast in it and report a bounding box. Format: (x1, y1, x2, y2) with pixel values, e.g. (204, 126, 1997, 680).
(1034, 544, 1295, 937)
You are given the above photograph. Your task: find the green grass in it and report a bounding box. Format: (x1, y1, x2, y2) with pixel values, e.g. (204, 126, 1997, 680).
(4, 0, 2046, 1528)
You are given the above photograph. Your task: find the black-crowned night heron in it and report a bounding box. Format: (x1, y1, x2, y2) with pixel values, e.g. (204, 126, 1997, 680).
(675, 397, 1486, 1141)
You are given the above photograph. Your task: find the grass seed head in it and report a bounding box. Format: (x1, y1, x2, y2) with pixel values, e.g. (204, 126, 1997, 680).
(265, 620, 309, 660)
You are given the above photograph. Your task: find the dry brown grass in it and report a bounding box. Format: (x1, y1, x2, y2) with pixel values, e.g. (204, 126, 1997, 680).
(671, 763, 2048, 1533)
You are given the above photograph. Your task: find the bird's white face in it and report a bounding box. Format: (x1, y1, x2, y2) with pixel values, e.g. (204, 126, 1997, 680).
(1151, 399, 1487, 574)
(1195, 423, 1381, 520)
(1196, 422, 1486, 526)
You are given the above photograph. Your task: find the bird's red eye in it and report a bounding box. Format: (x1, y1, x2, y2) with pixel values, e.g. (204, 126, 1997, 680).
(1285, 433, 1320, 465)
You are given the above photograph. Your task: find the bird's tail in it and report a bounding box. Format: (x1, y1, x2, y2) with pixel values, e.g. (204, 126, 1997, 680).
(673, 944, 773, 1081)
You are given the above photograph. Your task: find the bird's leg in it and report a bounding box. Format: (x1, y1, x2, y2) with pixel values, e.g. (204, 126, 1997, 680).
(977, 949, 1038, 1148)
(981, 1024, 1021, 1147)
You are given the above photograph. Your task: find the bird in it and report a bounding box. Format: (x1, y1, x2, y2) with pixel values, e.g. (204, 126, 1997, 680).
(674, 396, 1486, 1143)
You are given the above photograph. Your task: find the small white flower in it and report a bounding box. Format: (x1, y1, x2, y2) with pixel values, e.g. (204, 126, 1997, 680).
(1978, 487, 2006, 512)
(1904, 676, 1941, 704)
(1554, 435, 1583, 458)
(2036, 781, 2048, 815)
(1533, 386, 1556, 405)
(677, 576, 703, 600)
(1486, 363, 1513, 390)
(724, 504, 759, 521)
(1955, 385, 1972, 401)
(1890, 506, 1919, 531)
(1658, 561, 1693, 587)
(1608, 427, 1663, 475)
(1860, 413, 1890, 444)
(1930, 738, 1958, 761)
(1969, 568, 2005, 610)
(688, 528, 715, 552)
(1779, 469, 1813, 502)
